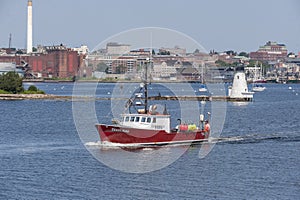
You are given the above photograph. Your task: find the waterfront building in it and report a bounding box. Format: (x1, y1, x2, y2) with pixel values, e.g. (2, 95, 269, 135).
(249, 41, 288, 62)
(110, 56, 137, 74)
(286, 57, 300, 66)
(88, 55, 138, 75)
(31, 45, 80, 78)
(176, 61, 200, 80)
(72, 45, 89, 55)
(0, 62, 24, 76)
(217, 52, 234, 64)
(0, 45, 81, 78)
(151, 61, 178, 80)
(106, 42, 131, 55)
(185, 52, 217, 66)
(159, 46, 186, 56)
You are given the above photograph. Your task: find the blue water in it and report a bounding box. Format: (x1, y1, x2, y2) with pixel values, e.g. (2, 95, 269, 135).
(0, 83, 299, 199)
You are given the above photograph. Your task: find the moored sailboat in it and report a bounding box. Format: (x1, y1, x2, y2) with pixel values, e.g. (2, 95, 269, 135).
(252, 64, 266, 92)
(199, 64, 208, 92)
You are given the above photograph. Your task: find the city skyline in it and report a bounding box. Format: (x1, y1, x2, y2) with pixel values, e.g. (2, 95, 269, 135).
(0, 0, 299, 53)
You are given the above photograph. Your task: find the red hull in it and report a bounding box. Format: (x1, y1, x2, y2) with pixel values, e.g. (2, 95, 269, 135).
(253, 80, 267, 83)
(96, 124, 208, 145)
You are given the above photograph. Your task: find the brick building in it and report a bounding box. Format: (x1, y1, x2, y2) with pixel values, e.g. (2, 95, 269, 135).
(250, 41, 288, 62)
(0, 45, 81, 78)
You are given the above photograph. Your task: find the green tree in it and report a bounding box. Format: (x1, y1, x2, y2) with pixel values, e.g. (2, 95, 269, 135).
(225, 50, 237, 56)
(215, 59, 230, 66)
(23, 84, 45, 94)
(194, 49, 200, 54)
(16, 49, 24, 54)
(238, 52, 249, 57)
(97, 62, 109, 72)
(158, 50, 170, 55)
(28, 85, 38, 92)
(0, 71, 24, 94)
(248, 60, 257, 67)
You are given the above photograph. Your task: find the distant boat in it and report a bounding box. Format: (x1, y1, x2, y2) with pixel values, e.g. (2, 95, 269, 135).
(253, 79, 267, 83)
(252, 84, 266, 92)
(199, 64, 208, 92)
(199, 85, 208, 92)
(253, 63, 267, 83)
(252, 63, 266, 92)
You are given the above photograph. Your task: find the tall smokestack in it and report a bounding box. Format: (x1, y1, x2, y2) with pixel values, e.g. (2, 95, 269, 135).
(26, 0, 33, 54)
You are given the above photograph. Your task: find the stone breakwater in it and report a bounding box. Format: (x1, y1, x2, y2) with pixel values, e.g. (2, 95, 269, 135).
(0, 94, 70, 100)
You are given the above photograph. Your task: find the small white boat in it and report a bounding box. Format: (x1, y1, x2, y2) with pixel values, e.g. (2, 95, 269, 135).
(199, 85, 208, 92)
(252, 85, 266, 92)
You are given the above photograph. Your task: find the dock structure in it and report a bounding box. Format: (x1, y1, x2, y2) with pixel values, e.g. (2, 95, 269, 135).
(0, 94, 252, 102)
(148, 95, 252, 102)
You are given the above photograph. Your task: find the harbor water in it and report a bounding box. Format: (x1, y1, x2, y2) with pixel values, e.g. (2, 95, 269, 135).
(0, 83, 299, 199)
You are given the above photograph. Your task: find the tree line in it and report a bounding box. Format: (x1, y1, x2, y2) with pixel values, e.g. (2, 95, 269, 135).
(0, 71, 44, 94)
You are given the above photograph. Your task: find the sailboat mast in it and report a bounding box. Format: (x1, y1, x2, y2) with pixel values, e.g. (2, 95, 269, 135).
(254, 61, 258, 82)
(144, 59, 148, 114)
(260, 62, 263, 78)
(201, 63, 204, 84)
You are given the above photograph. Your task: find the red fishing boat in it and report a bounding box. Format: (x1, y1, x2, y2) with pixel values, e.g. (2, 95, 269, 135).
(96, 113, 209, 146)
(95, 60, 210, 146)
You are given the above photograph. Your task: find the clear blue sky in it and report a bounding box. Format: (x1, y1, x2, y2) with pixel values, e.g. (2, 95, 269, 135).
(0, 0, 299, 53)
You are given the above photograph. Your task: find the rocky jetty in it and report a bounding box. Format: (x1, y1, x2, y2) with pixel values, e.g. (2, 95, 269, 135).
(0, 94, 70, 100)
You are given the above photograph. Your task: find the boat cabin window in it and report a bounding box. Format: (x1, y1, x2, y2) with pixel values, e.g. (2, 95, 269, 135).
(141, 117, 146, 122)
(135, 117, 140, 122)
(147, 117, 151, 123)
(123, 116, 161, 124)
(124, 116, 129, 122)
(130, 117, 135, 122)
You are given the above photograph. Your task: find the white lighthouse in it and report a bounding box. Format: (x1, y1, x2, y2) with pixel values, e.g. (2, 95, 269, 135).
(26, 0, 33, 54)
(228, 66, 254, 101)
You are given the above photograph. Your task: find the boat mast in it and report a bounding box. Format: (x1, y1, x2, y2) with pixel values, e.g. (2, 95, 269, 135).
(201, 62, 205, 84)
(144, 58, 149, 114)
